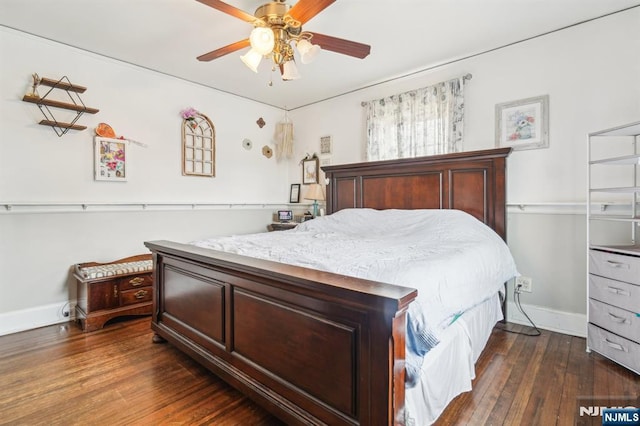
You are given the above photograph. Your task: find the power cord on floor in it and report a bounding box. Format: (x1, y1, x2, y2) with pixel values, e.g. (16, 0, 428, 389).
(496, 281, 541, 336)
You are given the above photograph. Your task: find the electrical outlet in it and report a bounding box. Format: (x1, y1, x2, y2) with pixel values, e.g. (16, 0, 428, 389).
(62, 304, 74, 318)
(515, 276, 533, 293)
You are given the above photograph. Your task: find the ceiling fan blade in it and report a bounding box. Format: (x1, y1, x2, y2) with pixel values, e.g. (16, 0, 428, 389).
(196, 0, 256, 23)
(197, 39, 250, 62)
(287, 0, 336, 24)
(308, 32, 371, 59)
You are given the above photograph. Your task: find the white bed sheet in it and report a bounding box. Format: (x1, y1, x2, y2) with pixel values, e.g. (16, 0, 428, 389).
(405, 293, 503, 426)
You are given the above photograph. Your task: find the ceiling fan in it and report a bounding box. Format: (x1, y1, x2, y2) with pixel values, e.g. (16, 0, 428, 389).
(196, 0, 371, 80)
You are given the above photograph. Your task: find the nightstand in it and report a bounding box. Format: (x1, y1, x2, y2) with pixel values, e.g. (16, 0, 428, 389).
(74, 254, 153, 332)
(267, 222, 298, 231)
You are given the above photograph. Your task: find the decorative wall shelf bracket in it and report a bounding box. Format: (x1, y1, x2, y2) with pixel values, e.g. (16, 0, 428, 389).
(22, 75, 99, 137)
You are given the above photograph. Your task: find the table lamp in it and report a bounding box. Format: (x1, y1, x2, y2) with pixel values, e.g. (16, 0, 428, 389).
(304, 183, 325, 217)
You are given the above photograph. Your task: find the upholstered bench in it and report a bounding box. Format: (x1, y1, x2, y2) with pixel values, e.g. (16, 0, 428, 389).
(74, 254, 153, 332)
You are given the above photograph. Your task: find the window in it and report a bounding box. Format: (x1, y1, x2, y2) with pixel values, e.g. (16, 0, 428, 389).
(364, 76, 465, 161)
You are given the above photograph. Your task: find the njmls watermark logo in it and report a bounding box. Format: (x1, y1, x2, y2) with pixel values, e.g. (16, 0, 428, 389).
(578, 396, 640, 426)
(602, 409, 640, 425)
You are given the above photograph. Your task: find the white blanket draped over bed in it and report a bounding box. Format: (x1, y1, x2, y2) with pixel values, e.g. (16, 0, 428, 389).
(191, 208, 518, 385)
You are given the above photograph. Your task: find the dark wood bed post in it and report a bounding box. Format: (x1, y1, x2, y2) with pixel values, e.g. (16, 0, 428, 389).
(146, 148, 511, 426)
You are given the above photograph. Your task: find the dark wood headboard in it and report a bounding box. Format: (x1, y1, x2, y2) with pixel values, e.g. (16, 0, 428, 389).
(322, 147, 512, 241)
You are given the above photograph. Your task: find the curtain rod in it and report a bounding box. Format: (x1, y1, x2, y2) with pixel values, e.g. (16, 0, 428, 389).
(360, 73, 472, 107)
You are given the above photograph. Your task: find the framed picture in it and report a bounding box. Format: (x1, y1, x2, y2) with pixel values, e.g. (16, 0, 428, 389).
(289, 183, 301, 203)
(320, 135, 332, 155)
(302, 157, 319, 185)
(94, 137, 127, 181)
(495, 95, 549, 150)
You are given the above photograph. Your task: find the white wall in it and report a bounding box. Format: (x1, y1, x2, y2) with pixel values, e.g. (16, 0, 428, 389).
(0, 29, 291, 204)
(0, 28, 299, 334)
(289, 9, 640, 335)
(2, 9, 638, 336)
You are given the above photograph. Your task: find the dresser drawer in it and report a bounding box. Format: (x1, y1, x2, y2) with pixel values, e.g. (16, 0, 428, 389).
(121, 287, 152, 306)
(589, 274, 640, 313)
(589, 249, 640, 285)
(119, 273, 153, 290)
(589, 298, 640, 343)
(588, 324, 640, 374)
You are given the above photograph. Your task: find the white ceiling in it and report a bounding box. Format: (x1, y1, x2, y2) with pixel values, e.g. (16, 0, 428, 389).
(1, 1, 638, 110)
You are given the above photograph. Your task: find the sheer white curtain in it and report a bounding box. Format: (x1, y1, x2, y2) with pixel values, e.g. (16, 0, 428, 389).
(365, 77, 465, 161)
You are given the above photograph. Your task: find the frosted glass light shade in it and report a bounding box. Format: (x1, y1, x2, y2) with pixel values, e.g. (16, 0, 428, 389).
(297, 39, 321, 64)
(240, 49, 262, 73)
(249, 27, 274, 55)
(281, 60, 300, 80)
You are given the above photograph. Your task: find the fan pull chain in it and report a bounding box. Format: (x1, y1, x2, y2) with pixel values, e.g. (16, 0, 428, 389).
(268, 65, 276, 87)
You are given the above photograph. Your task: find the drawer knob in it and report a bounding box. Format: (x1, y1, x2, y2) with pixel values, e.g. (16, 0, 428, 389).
(608, 312, 629, 324)
(603, 338, 627, 352)
(606, 260, 630, 269)
(134, 290, 148, 299)
(129, 277, 145, 287)
(606, 286, 630, 296)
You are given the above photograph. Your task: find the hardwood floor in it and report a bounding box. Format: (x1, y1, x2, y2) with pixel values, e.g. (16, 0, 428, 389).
(0, 318, 637, 425)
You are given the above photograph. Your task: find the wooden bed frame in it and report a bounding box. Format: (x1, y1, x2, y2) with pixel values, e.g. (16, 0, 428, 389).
(144, 147, 511, 426)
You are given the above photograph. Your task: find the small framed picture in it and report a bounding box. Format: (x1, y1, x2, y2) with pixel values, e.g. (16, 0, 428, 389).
(495, 95, 549, 151)
(302, 157, 319, 185)
(289, 183, 300, 203)
(94, 137, 127, 181)
(320, 135, 332, 155)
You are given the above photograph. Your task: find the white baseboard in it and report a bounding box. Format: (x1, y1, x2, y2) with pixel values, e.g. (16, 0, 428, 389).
(506, 300, 586, 338)
(0, 300, 76, 337)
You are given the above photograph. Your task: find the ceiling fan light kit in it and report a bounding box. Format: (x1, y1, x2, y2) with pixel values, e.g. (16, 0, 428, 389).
(197, 0, 371, 81)
(282, 60, 300, 80)
(240, 48, 263, 73)
(249, 27, 275, 55)
(296, 38, 321, 64)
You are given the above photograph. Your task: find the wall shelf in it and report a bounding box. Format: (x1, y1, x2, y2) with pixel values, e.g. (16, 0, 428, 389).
(38, 77, 87, 93)
(21, 75, 99, 137)
(37, 119, 87, 131)
(22, 95, 99, 114)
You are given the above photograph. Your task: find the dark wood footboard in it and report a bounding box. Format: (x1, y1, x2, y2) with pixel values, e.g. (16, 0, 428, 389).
(145, 240, 417, 426)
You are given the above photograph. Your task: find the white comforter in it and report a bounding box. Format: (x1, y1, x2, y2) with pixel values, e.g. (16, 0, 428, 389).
(191, 208, 518, 382)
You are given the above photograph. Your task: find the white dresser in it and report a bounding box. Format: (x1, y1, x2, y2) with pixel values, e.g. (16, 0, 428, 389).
(587, 121, 640, 374)
(587, 248, 640, 373)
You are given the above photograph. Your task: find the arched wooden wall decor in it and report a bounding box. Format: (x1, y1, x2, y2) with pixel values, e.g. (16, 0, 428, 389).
(182, 113, 215, 177)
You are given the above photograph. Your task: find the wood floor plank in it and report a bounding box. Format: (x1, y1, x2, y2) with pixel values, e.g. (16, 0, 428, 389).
(558, 337, 592, 425)
(0, 317, 638, 425)
(482, 330, 536, 424)
(496, 330, 552, 425)
(521, 332, 572, 425)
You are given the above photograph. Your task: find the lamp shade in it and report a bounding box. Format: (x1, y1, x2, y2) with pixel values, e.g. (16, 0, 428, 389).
(249, 27, 275, 55)
(296, 39, 321, 64)
(304, 183, 325, 201)
(240, 49, 262, 73)
(281, 60, 300, 80)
